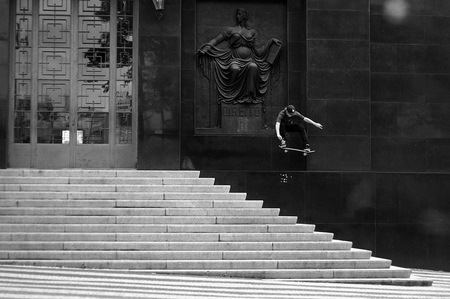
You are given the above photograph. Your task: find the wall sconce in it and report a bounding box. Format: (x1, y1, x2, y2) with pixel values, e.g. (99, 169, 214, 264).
(152, 0, 164, 20)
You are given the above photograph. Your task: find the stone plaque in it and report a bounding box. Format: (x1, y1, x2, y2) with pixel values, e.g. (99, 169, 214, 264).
(221, 103, 262, 134)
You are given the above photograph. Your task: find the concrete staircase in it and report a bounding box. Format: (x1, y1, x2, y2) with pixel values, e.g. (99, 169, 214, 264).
(0, 169, 424, 284)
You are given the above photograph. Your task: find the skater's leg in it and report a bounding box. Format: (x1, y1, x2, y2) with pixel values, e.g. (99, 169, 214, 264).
(279, 123, 287, 147)
(299, 124, 310, 150)
(287, 124, 310, 150)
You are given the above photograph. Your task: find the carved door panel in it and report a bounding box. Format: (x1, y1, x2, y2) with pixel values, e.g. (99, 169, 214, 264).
(9, 0, 137, 168)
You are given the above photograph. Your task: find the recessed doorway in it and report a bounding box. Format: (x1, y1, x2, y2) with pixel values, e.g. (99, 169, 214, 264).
(9, 0, 138, 168)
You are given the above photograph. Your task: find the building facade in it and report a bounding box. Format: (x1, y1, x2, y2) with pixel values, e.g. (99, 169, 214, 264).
(0, 0, 449, 271)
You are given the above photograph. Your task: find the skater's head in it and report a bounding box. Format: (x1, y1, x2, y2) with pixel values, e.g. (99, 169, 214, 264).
(286, 105, 295, 116)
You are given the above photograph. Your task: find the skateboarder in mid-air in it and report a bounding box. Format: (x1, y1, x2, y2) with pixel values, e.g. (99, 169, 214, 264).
(275, 105, 323, 152)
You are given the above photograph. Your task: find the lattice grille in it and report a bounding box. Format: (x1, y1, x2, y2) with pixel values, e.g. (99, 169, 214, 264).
(16, 0, 32, 14)
(39, 16, 71, 46)
(79, 0, 109, 15)
(13, 0, 135, 145)
(39, 0, 70, 14)
(38, 80, 70, 111)
(15, 48, 32, 78)
(38, 48, 71, 79)
(78, 81, 109, 111)
(15, 80, 32, 111)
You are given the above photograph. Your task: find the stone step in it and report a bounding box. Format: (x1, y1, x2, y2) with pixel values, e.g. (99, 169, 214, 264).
(0, 177, 215, 185)
(0, 232, 332, 242)
(219, 232, 334, 242)
(0, 207, 280, 217)
(153, 257, 392, 270)
(0, 262, 414, 280)
(0, 223, 316, 233)
(0, 240, 352, 251)
(0, 258, 390, 270)
(0, 262, 411, 280)
(0, 199, 264, 208)
(0, 192, 247, 200)
(0, 169, 201, 178)
(0, 184, 231, 193)
(0, 248, 372, 260)
(135, 266, 413, 280)
(0, 215, 297, 224)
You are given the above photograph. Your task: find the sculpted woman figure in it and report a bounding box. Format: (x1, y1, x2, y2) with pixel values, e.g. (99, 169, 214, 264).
(198, 8, 283, 105)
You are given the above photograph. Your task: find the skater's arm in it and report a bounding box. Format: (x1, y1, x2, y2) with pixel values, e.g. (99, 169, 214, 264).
(304, 117, 323, 129)
(275, 122, 283, 140)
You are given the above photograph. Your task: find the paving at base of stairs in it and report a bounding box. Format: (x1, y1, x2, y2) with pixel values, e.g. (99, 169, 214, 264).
(0, 265, 448, 299)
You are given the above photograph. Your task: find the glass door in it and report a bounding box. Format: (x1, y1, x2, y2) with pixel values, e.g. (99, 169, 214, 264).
(9, 0, 137, 168)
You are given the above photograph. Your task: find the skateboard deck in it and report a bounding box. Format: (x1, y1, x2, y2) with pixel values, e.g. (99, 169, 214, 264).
(279, 145, 315, 156)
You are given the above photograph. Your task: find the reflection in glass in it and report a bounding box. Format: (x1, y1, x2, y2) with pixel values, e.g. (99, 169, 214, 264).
(14, 0, 32, 144)
(15, 95, 31, 111)
(117, 18, 132, 48)
(77, 112, 109, 144)
(116, 81, 132, 111)
(16, 15, 31, 49)
(117, 0, 133, 16)
(37, 112, 70, 143)
(37, 82, 70, 143)
(38, 82, 70, 112)
(15, 80, 31, 110)
(14, 79, 31, 143)
(115, 81, 132, 144)
(79, 15, 110, 71)
(116, 112, 132, 144)
(116, 0, 133, 81)
(14, 112, 31, 143)
(79, 0, 110, 16)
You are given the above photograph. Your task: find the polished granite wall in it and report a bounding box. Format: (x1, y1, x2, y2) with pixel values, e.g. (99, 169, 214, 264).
(306, 0, 371, 171)
(367, 0, 450, 271)
(136, 0, 450, 271)
(201, 170, 450, 271)
(370, 1, 450, 172)
(138, 0, 182, 169)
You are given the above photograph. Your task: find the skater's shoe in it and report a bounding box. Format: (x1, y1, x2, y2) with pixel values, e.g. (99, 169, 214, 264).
(280, 139, 286, 148)
(303, 144, 311, 152)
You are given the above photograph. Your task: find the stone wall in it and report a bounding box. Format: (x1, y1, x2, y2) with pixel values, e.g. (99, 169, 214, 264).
(0, 0, 10, 169)
(135, 0, 450, 271)
(202, 170, 450, 271)
(138, 0, 182, 169)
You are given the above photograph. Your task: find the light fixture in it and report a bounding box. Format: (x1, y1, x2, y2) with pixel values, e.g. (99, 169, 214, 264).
(152, 0, 164, 20)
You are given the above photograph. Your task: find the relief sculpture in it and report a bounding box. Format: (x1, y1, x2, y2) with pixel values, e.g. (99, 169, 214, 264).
(197, 8, 283, 129)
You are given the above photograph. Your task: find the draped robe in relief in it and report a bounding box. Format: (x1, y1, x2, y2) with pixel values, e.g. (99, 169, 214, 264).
(198, 27, 281, 105)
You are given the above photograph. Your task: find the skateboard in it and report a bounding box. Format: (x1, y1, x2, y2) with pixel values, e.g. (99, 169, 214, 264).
(279, 145, 315, 156)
